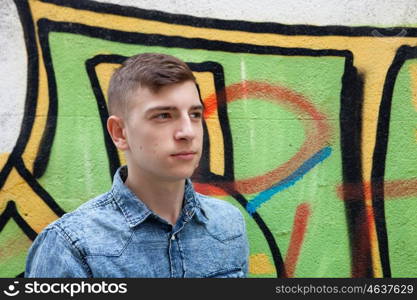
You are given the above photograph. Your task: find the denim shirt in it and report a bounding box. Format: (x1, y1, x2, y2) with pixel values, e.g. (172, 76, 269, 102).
(25, 166, 249, 278)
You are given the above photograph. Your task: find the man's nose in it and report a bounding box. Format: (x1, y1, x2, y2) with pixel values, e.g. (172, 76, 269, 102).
(174, 115, 195, 141)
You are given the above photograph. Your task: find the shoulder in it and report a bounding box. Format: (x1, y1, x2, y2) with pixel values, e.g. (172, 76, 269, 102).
(49, 192, 116, 231)
(41, 192, 131, 256)
(196, 192, 244, 220)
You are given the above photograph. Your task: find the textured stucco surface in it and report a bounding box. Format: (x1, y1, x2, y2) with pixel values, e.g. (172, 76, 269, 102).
(2, 0, 417, 151)
(0, 0, 26, 153)
(98, 0, 417, 26)
(0, 0, 416, 278)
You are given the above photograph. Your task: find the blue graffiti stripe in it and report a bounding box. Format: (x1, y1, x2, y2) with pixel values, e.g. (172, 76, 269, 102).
(246, 146, 332, 214)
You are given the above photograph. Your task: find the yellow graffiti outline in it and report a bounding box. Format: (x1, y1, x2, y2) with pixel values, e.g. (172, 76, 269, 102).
(3, 0, 416, 276)
(249, 253, 275, 275)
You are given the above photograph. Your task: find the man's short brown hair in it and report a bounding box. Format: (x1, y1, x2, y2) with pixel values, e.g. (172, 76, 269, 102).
(107, 53, 196, 117)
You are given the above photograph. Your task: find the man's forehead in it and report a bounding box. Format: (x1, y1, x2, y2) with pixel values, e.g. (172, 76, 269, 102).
(126, 81, 202, 112)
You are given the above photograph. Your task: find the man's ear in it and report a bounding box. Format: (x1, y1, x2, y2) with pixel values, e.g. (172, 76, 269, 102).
(107, 115, 129, 150)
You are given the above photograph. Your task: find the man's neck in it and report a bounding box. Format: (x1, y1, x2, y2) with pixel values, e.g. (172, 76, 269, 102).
(124, 168, 185, 226)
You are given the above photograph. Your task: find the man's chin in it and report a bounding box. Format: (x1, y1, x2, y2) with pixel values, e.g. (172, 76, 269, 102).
(165, 169, 196, 181)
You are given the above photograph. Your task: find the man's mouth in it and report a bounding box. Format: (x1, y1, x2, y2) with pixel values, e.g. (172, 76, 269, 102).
(170, 151, 197, 160)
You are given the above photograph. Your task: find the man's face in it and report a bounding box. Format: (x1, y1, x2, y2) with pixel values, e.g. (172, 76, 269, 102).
(123, 80, 203, 182)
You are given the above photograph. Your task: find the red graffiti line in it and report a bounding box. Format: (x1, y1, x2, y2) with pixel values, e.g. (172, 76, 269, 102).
(195, 80, 331, 196)
(284, 203, 311, 278)
(336, 179, 417, 201)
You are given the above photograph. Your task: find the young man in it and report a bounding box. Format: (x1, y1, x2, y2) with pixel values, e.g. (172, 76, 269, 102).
(25, 53, 249, 278)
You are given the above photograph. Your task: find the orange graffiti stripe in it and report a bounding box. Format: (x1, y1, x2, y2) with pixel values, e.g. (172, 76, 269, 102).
(337, 179, 417, 200)
(284, 203, 311, 278)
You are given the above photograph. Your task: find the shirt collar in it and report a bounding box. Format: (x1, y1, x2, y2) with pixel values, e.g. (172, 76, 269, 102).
(111, 166, 208, 228)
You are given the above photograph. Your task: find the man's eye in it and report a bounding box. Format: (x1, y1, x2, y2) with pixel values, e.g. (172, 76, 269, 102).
(154, 113, 170, 119)
(190, 112, 202, 119)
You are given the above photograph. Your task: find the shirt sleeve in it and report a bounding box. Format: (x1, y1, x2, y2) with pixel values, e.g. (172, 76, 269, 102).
(25, 226, 91, 278)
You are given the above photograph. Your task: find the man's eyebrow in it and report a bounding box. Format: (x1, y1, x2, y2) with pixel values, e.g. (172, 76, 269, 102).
(145, 106, 176, 114)
(190, 105, 204, 110)
(145, 105, 204, 114)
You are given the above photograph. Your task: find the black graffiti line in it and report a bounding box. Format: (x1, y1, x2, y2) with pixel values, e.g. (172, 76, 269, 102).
(204, 183, 287, 277)
(0, 201, 37, 278)
(0, 159, 14, 191)
(218, 185, 287, 277)
(85, 55, 123, 180)
(339, 57, 373, 277)
(38, 19, 353, 57)
(0, 201, 37, 241)
(31, 20, 59, 179)
(40, 0, 417, 37)
(11, 3, 373, 278)
(371, 45, 417, 278)
(15, 157, 66, 217)
(186, 61, 235, 182)
(0, 157, 65, 241)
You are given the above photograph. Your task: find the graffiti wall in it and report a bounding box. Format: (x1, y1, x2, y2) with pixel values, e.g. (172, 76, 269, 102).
(0, 0, 416, 278)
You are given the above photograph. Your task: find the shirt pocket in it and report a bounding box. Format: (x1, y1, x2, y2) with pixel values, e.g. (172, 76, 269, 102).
(181, 226, 247, 278)
(85, 229, 134, 257)
(202, 216, 244, 243)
